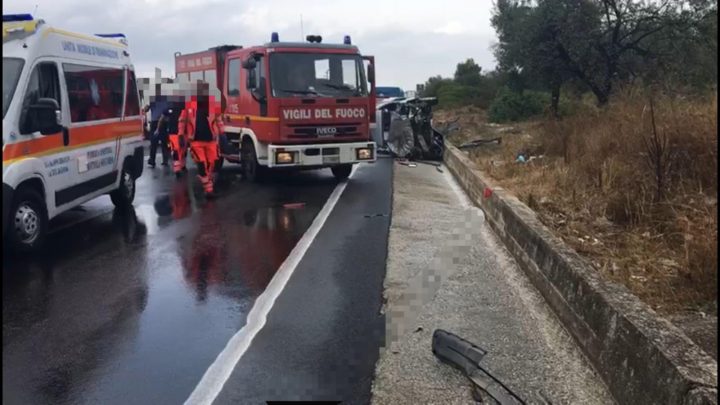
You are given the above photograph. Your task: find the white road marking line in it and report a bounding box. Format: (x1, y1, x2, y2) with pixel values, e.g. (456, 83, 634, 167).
(184, 166, 358, 405)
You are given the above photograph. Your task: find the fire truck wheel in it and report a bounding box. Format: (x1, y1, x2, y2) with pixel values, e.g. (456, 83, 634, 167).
(110, 165, 136, 207)
(331, 164, 353, 180)
(241, 140, 266, 182)
(8, 187, 48, 253)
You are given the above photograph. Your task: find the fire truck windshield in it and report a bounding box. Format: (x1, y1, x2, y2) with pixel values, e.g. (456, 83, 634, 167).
(269, 52, 368, 98)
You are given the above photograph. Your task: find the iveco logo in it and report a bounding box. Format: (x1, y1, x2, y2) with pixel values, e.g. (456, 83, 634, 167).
(316, 127, 337, 136)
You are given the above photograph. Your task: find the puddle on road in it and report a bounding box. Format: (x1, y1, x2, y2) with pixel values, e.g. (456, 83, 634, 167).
(2, 163, 341, 405)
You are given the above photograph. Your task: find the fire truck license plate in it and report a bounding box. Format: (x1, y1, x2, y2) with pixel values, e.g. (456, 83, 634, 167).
(323, 156, 340, 164)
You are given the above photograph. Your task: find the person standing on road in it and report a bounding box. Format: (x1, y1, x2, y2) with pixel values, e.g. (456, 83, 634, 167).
(147, 85, 171, 168)
(142, 104, 151, 140)
(159, 93, 187, 177)
(178, 83, 225, 197)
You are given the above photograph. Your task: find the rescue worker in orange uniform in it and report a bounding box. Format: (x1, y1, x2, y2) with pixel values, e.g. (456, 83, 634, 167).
(178, 83, 225, 197)
(158, 94, 188, 177)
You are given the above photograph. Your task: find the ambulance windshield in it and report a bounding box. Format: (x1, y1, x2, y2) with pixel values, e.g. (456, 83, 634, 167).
(270, 53, 368, 98)
(3, 58, 25, 119)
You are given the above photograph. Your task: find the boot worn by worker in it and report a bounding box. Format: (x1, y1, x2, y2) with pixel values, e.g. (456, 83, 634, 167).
(198, 174, 215, 198)
(170, 134, 187, 178)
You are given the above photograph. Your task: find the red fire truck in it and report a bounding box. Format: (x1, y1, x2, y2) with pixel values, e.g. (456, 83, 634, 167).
(174, 33, 377, 181)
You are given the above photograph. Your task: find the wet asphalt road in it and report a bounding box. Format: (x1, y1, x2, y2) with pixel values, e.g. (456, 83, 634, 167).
(3, 158, 392, 405)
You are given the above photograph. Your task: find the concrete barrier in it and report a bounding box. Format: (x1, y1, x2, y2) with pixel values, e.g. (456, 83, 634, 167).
(444, 142, 718, 405)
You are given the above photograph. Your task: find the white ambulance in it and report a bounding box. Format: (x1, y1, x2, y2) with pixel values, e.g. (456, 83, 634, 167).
(2, 14, 145, 252)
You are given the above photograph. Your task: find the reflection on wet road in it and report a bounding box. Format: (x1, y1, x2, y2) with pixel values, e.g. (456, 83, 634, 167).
(3, 164, 337, 405)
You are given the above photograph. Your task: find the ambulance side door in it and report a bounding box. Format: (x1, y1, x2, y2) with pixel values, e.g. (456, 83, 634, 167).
(58, 63, 124, 207)
(16, 60, 72, 211)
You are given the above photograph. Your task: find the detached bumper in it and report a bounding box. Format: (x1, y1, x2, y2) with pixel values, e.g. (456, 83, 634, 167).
(267, 142, 376, 168)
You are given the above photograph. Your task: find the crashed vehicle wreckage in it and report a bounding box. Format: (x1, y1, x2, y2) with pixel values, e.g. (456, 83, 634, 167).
(372, 97, 451, 161)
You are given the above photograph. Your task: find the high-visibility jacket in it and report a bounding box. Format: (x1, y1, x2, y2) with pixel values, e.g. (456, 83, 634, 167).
(177, 107, 225, 142)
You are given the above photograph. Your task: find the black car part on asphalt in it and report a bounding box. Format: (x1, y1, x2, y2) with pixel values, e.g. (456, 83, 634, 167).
(432, 329, 531, 405)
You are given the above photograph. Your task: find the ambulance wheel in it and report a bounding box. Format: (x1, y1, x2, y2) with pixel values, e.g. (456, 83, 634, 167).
(111, 166, 136, 207)
(8, 187, 48, 253)
(241, 140, 266, 182)
(331, 164, 353, 180)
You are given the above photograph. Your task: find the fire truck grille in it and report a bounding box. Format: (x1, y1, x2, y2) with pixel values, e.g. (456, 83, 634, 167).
(287, 123, 362, 139)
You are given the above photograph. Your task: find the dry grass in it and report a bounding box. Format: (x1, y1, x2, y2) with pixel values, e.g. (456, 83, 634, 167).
(437, 92, 718, 315)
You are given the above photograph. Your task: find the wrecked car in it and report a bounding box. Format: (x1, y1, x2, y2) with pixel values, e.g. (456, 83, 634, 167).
(372, 97, 446, 161)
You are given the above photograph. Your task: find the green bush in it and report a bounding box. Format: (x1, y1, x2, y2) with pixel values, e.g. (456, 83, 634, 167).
(488, 87, 549, 122)
(435, 83, 497, 109)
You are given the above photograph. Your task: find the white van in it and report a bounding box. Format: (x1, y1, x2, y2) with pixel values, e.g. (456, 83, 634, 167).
(3, 14, 145, 252)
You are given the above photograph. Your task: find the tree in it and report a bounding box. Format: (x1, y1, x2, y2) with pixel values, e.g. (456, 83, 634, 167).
(421, 75, 454, 98)
(454, 59, 483, 87)
(492, 0, 572, 116)
(492, 0, 716, 106)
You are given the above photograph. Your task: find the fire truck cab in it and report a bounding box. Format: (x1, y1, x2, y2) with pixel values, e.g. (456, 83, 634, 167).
(175, 33, 377, 181)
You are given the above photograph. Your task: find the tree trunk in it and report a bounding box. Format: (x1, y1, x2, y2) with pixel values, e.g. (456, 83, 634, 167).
(594, 81, 612, 106)
(550, 79, 561, 118)
(594, 89, 610, 106)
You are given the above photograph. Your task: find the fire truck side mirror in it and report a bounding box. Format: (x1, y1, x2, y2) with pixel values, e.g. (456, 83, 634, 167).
(251, 77, 266, 103)
(368, 64, 375, 84)
(247, 69, 257, 89)
(242, 57, 257, 70)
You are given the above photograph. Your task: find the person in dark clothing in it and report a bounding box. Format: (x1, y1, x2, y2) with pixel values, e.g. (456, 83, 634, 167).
(159, 95, 187, 176)
(147, 88, 171, 168)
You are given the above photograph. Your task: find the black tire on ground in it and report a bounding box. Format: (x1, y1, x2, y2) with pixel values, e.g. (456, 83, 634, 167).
(110, 165, 136, 207)
(241, 140, 266, 182)
(331, 164, 353, 180)
(7, 187, 48, 253)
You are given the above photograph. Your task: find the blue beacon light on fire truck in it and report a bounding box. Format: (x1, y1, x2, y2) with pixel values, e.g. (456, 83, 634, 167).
(271, 32, 279, 42)
(343, 35, 351, 45)
(2, 13, 34, 22)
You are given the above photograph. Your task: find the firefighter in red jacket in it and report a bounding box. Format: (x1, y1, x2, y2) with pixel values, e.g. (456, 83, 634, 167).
(178, 84, 225, 197)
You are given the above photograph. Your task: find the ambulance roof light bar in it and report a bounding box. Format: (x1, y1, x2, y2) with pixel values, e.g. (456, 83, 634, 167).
(94, 32, 128, 46)
(3, 14, 34, 23)
(95, 33, 126, 38)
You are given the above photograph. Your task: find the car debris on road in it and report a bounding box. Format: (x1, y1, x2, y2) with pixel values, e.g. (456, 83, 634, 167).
(432, 329, 531, 405)
(458, 137, 502, 150)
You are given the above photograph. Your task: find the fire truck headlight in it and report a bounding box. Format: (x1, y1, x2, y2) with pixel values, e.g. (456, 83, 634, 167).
(276, 152, 295, 164)
(280, 211, 291, 229)
(356, 148, 373, 160)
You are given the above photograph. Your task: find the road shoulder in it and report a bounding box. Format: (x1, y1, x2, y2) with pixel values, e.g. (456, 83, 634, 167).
(371, 161, 613, 404)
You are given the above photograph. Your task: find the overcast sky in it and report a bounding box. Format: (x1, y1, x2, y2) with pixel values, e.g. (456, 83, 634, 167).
(4, 0, 499, 91)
